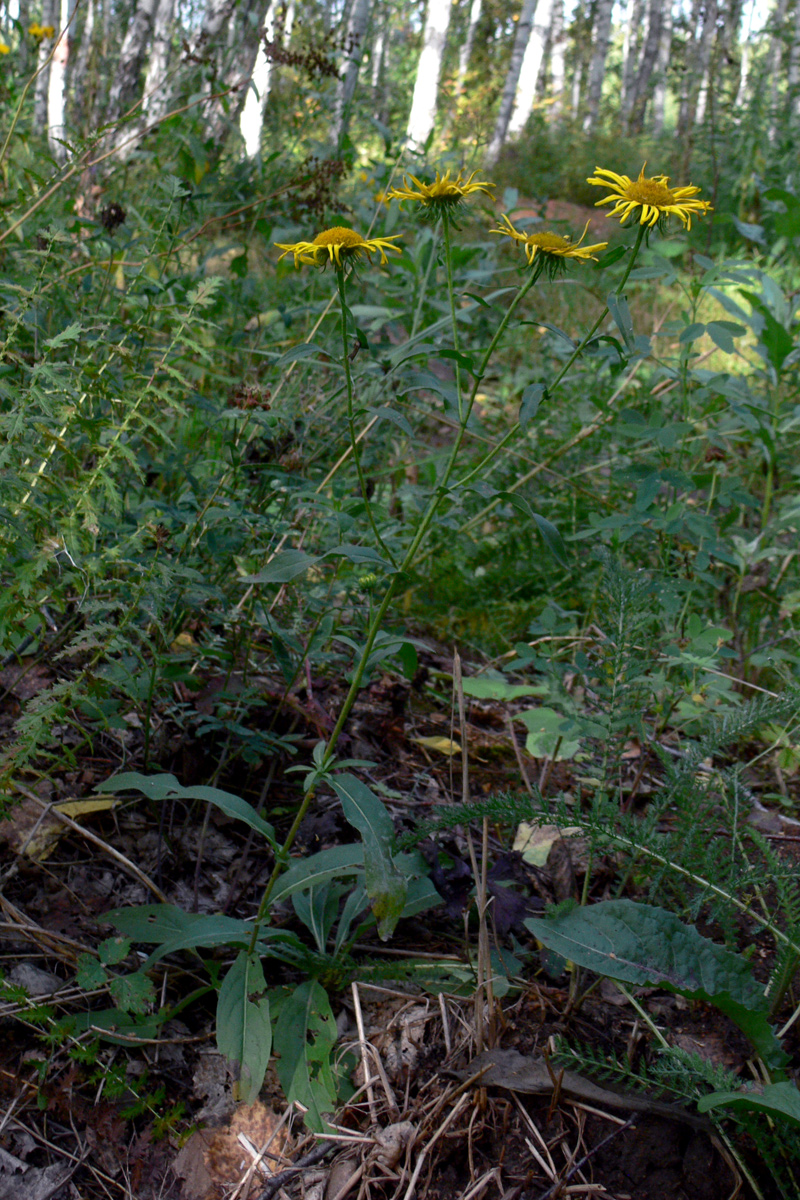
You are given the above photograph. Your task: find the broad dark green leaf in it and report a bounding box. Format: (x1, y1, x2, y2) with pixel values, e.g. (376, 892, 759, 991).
(217, 951, 271, 1105)
(525, 900, 786, 1070)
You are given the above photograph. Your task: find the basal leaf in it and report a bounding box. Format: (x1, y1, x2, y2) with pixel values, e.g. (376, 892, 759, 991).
(105, 904, 254, 967)
(273, 980, 338, 1131)
(101, 773, 276, 846)
(217, 951, 272, 1105)
(697, 1082, 800, 1127)
(525, 900, 786, 1070)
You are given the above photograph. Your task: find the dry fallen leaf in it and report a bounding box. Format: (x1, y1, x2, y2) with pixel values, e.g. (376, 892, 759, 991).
(409, 735, 461, 757)
(513, 821, 583, 867)
(172, 1101, 291, 1200)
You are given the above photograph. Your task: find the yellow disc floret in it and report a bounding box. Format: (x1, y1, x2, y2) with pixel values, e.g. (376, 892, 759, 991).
(491, 214, 607, 270)
(587, 164, 712, 230)
(275, 226, 402, 269)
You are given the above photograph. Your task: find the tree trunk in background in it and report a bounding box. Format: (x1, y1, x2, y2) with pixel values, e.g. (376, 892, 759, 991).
(34, 0, 58, 129)
(626, 0, 662, 133)
(200, 0, 266, 149)
(620, 0, 644, 127)
(485, 0, 538, 164)
(453, 0, 483, 103)
(406, 0, 452, 150)
(549, 0, 565, 115)
(789, 0, 800, 120)
(71, 0, 94, 110)
(651, 0, 672, 134)
(582, 0, 613, 132)
(507, 0, 553, 139)
(677, 0, 703, 137)
(47, 0, 71, 159)
(694, 0, 718, 127)
(141, 0, 175, 121)
(335, 0, 372, 147)
(767, 0, 788, 138)
(240, 2, 274, 156)
(105, 0, 159, 123)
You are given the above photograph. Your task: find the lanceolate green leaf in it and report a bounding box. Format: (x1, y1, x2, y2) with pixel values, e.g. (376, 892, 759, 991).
(102, 773, 276, 847)
(697, 1082, 800, 1127)
(273, 980, 338, 1131)
(268, 844, 365, 907)
(106, 904, 254, 967)
(331, 774, 407, 940)
(525, 900, 787, 1071)
(217, 951, 271, 1105)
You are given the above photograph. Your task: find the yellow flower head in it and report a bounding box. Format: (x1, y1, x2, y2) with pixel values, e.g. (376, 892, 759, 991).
(491, 214, 607, 276)
(275, 226, 402, 269)
(386, 169, 494, 223)
(0, 39, 9, 53)
(587, 164, 712, 230)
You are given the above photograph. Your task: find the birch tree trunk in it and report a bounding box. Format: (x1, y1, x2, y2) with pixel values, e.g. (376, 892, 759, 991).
(789, 0, 800, 120)
(651, 0, 672, 134)
(508, 0, 554, 139)
(582, 0, 613, 132)
(239, 3, 275, 157)
(549, 0, 565, 115)
(620, 0, 644, 126)
(677, 0, 703, 137)
(335, 0, 372, 146)
(406, 0, 452, 150)
(767, 0, 788, 138)
(34, 0, 58, 129)
(71, 0, 94, 106)
(693, 0, 718, 127)
(47, 0, 71, 160)
(485, 0, 538, 164)
(141, 0, 175, 121)
(626, 0, 663, 133)
(453, 0, 483, 102)
(105, 0, 159, 124)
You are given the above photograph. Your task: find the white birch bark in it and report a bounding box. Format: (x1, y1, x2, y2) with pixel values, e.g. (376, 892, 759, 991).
(620, 0, 644, 126)
(240, 1, 275, 156)
(406, 0, 452, 150)
(767, 0, 788, 138)
(549, 0, 565, 114)
(626, 0, 663, 132)
(651, 0, 672, 134)
(105, 0, 159, 123)
(71, 0, 94, 103)
(507, 0, 553, 137)
(790, 0, 800, 118)
(141, 0, 175, 120)
(34, 0, 58, 128)
(453, 0, 483, 101)
(693, 0, 718, 126)
(582, 0, 613, 132)
(485, 0, 538, 164)
(47, 0, 70, 159)
(335, 0, 372, 144)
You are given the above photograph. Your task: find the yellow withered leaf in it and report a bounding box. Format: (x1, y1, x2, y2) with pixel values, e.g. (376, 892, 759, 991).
(410, 735, 462, 757)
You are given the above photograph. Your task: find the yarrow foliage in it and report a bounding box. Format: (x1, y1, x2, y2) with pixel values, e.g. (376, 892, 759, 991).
(587, 164, 712, 231)
(275, 227, 402, 269)
(491, 215, 607, 276)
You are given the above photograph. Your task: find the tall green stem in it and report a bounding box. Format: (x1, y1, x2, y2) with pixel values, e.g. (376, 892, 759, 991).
(457, 223, 648, 491)
(336, 264, 398, 569)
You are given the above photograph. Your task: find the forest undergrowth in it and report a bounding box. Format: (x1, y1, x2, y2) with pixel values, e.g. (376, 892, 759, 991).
(3, 64, 800, 1198)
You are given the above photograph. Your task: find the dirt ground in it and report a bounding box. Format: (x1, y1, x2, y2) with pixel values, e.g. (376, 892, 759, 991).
(0, 642, 797, 1199)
